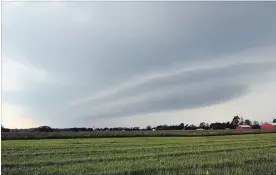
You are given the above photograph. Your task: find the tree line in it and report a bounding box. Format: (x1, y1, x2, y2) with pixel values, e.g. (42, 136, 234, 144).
(2, 116, 276, 133)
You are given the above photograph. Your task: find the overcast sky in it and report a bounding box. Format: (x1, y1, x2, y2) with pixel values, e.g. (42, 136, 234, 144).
(2, 2, 276, 129)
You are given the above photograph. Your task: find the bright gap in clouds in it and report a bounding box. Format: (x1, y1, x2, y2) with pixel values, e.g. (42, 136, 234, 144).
(2, 103, 41, 129)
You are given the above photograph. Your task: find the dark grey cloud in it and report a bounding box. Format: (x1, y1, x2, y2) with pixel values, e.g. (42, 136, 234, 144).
(3, 2, 276, 91)
(89, 85, 247, 119)
(72, 61, 276, 106)
(70, 61, 276, 122)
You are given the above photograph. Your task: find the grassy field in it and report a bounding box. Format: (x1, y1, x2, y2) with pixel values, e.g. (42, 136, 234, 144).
(2, 129, 276, 140)
(2, 133, 276, 175)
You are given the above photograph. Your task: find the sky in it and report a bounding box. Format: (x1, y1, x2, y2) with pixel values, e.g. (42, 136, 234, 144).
(2, 2, 276, 129)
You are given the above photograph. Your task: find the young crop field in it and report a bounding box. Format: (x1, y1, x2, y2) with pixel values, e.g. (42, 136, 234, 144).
(2, 129, 276, 140)
(2, 133, 276, 175)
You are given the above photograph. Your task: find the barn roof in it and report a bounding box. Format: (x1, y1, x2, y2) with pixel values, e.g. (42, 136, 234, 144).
(238, 125, 251, 127)
(263, 123, 276, 126)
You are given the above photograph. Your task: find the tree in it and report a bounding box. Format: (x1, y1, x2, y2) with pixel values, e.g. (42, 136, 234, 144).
(239, 117, 244, 125)
(146, 125, 152, 130)
(185, 124, 189, 129)
(226, 122, 232, 129)
(1, 125, 10, 132)
(188, 124, 197, 130)
(253, 121, 259, 126)
(252, 121, 260, 129)
(199, 122, 206, 129)
(244, 119, 252, 126)
(133, 127, 140, 131)
(179, 123, 185, 130)
(273, 118, 276, 123)
(210, 122, 228, 130)
(37, 126, 53, 132)
(205, 123, 210, 129)
(231, 116, 240, 128)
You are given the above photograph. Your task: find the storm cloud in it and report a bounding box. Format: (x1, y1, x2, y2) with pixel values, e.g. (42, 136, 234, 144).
(2, 2, 276, 128)
(70, 60, 276, 121)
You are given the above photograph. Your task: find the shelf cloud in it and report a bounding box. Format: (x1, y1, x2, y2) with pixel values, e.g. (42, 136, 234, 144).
(2, 2, 276, 128)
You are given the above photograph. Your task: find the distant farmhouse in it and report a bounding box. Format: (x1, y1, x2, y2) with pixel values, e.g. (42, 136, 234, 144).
(236, 125, 252, 130)
(261, 123, 276, 129)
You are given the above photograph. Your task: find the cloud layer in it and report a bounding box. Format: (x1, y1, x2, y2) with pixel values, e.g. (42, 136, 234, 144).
(71, 59, 276, 121)
(2, 2, 276, 128)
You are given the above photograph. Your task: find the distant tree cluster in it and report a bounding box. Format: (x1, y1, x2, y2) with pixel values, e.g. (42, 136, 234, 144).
(153, 116, 261, 131)
(1, 116, 274, 133)
(155, 123, 185, 130)
(1, 125, 10, 132)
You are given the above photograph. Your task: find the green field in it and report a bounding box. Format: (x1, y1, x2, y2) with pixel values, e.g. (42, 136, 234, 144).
(2, 129, 276, 140)
(2, 133, 276, 175)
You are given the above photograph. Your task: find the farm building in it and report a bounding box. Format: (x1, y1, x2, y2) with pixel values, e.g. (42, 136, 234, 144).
(261, 123, 276, 129)
(236, 125, 252, 130)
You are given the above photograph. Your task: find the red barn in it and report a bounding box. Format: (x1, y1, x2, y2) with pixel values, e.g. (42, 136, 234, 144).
(261, 123, 276, 129)
(236, 125, 252, 130)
